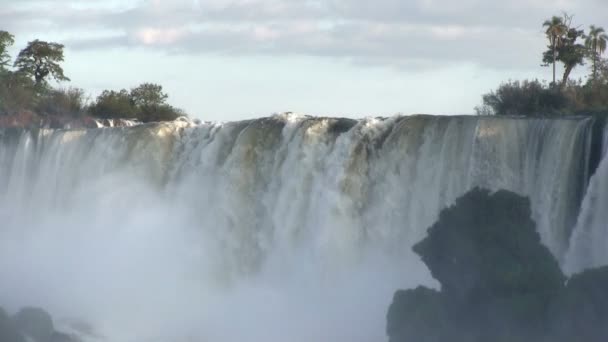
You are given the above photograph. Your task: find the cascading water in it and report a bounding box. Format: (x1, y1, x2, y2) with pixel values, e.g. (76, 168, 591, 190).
(565, 122, 608, 274)
(0, 114, 595, 342)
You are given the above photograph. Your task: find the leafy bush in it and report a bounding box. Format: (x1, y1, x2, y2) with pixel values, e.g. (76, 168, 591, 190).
(89, 83, 186, 122)
(137, 104, 185, 123)
(89, 89, 135, 119)
(0, 71, 36, 115)
(35, 87, 88, 117)
(130, 83, 168, 108)
(475, 80, 569, 116)
(476, 78, 608, 117)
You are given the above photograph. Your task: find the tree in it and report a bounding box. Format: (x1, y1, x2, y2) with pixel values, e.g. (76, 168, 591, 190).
(597, 58, 608, 84)
(0, 71, 37, 116)
(585, 25, 608, 82)
(129, 83, 168, 107)
(129, 83, 184, 122)
(89, 83, 186, 122)
(13, 40, 70, 86)
(543, 26, 586, 86)
(89, 89, 136, 119)
(543, 15, 568, 85)
(35, 87, 88, 117)
(0, 31, 14, 69)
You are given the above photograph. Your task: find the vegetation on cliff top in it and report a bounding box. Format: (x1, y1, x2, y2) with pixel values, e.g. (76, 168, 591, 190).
(476, 14, 608, 117)
(0, 31, 186, 125)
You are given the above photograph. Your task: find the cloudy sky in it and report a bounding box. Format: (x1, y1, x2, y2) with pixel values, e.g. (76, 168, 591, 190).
(1, 0, 607, 121)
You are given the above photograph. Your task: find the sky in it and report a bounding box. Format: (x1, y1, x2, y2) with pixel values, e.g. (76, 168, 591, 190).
(1, 0, 607, 121)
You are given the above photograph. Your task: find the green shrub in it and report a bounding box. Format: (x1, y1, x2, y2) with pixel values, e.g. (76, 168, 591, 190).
(89, 89, 136, 119)
(0, 71, 36, 115)
(35, 87, 88, 117)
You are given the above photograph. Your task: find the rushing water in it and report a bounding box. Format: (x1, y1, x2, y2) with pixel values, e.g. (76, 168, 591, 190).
(565, 122, 608, 274)
(0, 114, 599, 342)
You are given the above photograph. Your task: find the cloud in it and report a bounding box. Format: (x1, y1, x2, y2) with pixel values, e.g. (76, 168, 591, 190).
(3, 0, 608, 70)
(135, 27, 188, 45)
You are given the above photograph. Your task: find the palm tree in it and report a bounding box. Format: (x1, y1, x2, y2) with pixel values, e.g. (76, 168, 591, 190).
(585, 25, 608, 81)
(543, 16, 568, 85)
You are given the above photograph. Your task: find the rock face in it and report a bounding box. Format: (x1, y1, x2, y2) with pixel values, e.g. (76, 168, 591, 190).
(387, 188, 608, 342)
(0, 308, 24, 342)
(0, 306, 79, 342)
(13, 307, 55, 342)
(547, 266, 608, 342)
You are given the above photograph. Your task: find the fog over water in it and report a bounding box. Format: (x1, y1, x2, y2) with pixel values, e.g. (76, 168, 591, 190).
(0, 114, 603, 341)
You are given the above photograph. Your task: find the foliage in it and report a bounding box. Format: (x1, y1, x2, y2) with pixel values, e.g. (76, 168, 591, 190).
(0, 70, 37, 115)
(0, 31, 15, 69)
(89, 89, 136, 119)
(35, 87, 88, 117)
(136, 104, 185, 122)
(476, 77, 608, 117)
(586, 26, 608, 82)
(0, 33, 184, 123)
(14, 40, 70, 86)
(130, 83, 168, 108)
(89, 84, 186, 122)
(475, 80, 568, 116)
(542, 15, 568, 85)
(481, 15, 608, 117)
(543, 28, 587, 87)
(596, 57, 608, 84)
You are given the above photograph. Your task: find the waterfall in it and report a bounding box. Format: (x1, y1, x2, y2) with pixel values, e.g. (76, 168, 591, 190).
(0, 114, 595, 342)
(565, 122, 608, 274)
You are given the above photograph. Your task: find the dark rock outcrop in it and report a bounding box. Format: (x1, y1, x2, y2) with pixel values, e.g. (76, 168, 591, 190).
(0, 306, 80, 342)
(13, 307, 55, 342)
(0, 308, 24, 342)
(546, 265, 608, 342)
(387, 188, 608, 342)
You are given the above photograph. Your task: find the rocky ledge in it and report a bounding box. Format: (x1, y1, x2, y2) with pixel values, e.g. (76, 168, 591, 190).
(387, 188, 608, 342)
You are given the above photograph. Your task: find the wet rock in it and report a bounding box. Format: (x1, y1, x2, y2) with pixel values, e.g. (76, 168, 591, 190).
(387, 188, 608, 342)
(12, 307, 54, 342)
(412, 188, 565, 303)
(0, 307, 25, 342)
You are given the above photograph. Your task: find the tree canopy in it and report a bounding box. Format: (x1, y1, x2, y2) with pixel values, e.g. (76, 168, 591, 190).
(0, 31, 14, 69)
(13, 40, 69, 86)
(130, 83, 168, 108)
(543, 15, 568, 85)
(89, 89, 135, 119)
(89, 83, 184, 122)
(586, 26, 608, 82)
(542, 27, 586, 86)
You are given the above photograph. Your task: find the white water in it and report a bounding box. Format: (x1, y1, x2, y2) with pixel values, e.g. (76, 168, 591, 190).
(565, 122, 608, 274)
(0, 114, 594, 342)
